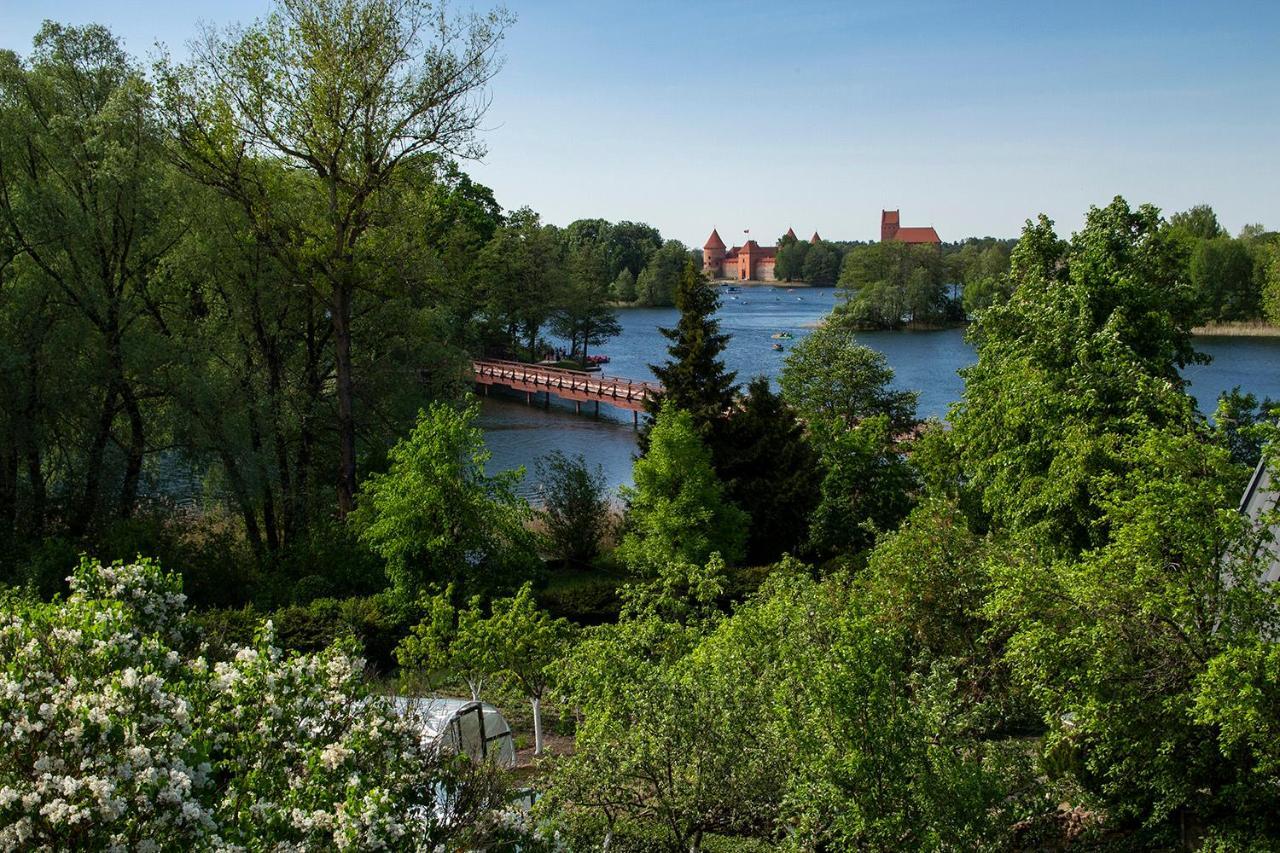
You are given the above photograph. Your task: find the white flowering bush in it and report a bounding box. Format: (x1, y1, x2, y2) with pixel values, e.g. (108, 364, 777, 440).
(0, 557, 508, 851)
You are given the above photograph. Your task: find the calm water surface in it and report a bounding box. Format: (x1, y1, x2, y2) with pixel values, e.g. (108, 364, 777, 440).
(480, 285, 1280, 496)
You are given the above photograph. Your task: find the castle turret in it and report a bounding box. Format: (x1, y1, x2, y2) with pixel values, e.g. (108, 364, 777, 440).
(809, 231, 821, 244)
(703, 228, 726, 275)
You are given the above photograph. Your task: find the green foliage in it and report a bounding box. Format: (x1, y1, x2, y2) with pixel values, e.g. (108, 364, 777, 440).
(780, 322, 918, 431)
(610, 267, 637, 302)
(773, 238, 808, 282)
(535, 451, 612, 567)
(949, 197, 1204, 552)
(1169, 203, 1227, 240)
(487, 582, 571, 754)
(634, 240, 691, 307)
(160, 0, 514, 515)
(544, 559, 1032, 851)
(479, 207, 568, 358)
(1191, 236, 1259, 322)
(800, 240, 841, 284)
(618, 406, 748, 572)
(717, 378, 820, 564)
(351, 401, 537, 599)
(806, 415, 919, 561)
(837, 241, 952, 328)
(989, 428, 1280, 843)
(396, 586, 497, 699)
(1212, 387, 1277, 471)
(1262, 243, 1280, 325)
(646, 260, 738, 441)
(551, 243, 622, 361)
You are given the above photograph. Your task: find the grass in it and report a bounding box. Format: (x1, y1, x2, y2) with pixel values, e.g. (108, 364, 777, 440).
(1191, 320, 1280, 336)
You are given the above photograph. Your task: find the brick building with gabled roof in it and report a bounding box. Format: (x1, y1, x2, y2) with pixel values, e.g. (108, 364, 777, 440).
(881, 210, 941, 244)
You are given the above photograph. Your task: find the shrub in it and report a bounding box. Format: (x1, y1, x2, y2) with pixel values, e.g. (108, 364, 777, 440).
(536, 451, 612, 567)
(0, 557, 507, 849)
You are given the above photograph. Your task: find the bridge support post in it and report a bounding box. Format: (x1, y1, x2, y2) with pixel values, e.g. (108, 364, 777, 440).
(633, 410, 639, 428)
(575, 401, 581, 415)
(543, 392, 549, 409)
(594, 401, 599, 418)
(526, 391, 532, 406)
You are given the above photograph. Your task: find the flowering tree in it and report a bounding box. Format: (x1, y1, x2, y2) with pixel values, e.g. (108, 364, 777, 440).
(0, 558, 507, 849)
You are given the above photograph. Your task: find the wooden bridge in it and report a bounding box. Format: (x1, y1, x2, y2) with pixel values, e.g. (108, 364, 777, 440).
(471, 359, 660, 422)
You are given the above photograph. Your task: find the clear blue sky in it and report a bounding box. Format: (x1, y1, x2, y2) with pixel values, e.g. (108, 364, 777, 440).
(5, 1, 1279, 246)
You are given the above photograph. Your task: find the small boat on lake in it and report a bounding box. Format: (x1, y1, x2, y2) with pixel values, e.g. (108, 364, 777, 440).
(772, 343, 784, 351)
(771, 332, 794, 340)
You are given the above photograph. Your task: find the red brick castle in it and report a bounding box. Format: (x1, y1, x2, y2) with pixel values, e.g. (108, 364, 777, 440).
(703, 227, 821, 282)
(702, 211, 941, 282)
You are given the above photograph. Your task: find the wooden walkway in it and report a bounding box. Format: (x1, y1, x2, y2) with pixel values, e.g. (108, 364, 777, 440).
(471, 359, 660, 420)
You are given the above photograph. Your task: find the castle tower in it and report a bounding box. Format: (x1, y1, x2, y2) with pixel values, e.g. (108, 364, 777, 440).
(703, 228, 726, 276)
(810, 231, 821, 244)
(881, 210, 900, 242)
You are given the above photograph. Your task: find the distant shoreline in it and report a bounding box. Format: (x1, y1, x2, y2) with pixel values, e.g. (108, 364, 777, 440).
(1191, 321, 1280, 338)
(710, 279, 832, 288)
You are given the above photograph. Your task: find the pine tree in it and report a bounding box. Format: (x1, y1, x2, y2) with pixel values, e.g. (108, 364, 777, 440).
(718, 377, 820, 564)
(644, 260, 737, 444)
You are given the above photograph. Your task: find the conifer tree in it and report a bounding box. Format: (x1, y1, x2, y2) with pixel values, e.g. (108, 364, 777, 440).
(644, 260, 737, 445)
(718, 378, 820, 564)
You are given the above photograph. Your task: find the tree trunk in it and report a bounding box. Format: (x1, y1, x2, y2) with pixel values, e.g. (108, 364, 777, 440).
(25, 443, 44, 533)
(0, 446, 16, 541)
(531, 695, 544, 755)
(119, 382, 145, 519)
(332, 282, 356, 516)
(73, 382, 119, 535)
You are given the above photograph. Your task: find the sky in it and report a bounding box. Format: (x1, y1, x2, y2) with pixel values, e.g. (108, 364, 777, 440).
(5, 1, 1279, 247)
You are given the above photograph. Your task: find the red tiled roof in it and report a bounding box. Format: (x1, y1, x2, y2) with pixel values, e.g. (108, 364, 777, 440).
(893, 226, 941, 244)
(810, 231, 821, 244)
(704, 229, 726, 250)
(785, 227, 797, 239)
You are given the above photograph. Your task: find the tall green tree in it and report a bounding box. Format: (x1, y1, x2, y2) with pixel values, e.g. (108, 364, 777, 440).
(989, 429, 1280, 845)
(351, 401, 536, 598)
(838, 241, 948, 328)
(780, 323, 918, 432)
(1190, 236, 1258, 321)
(551, 243, 621, 362)
(1169, 203, 1226, 240)
(949, 197, 1203, 552)
(617, 405, 747, 572)
(801, 240, 841, 284)
(0, 23, 181, 533)
(634, 240, 688, 307)
(395, 584, 498, 700)
(717, 378, 820, 564)
(160, 0, 512, 515)
(646, 260, 737, 441)
(774, 237, 808, 282)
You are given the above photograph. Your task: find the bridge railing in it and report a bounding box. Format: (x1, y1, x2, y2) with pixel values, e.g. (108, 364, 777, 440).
(471, 359, 661, 403)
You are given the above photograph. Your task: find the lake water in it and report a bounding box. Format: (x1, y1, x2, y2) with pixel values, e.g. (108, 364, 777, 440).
(480, 285, 1280, 497)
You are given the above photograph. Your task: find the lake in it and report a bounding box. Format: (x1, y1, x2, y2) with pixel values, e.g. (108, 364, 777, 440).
(480, 285, 1280, 497)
